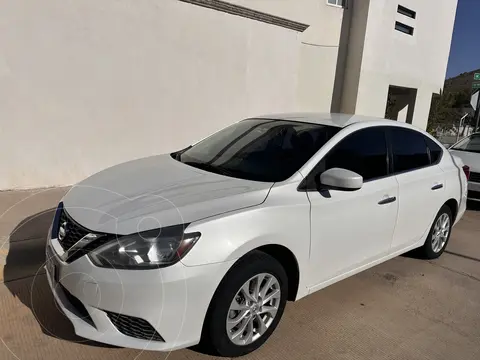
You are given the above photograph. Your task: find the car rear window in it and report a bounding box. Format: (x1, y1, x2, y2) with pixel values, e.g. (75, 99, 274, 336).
(390, 128, 430, 173)
(425, 137, 443, 164)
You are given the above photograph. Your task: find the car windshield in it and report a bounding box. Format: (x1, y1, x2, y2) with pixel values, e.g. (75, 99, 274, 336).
(451, 134, 480, 153)
(172, 119, 340, 182)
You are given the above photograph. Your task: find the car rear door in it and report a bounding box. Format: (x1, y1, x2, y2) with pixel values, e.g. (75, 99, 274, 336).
(305, 127, 399, 289)
(388, 127, 446, 252)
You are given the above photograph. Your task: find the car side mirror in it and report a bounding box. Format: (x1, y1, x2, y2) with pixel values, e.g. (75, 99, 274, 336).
(320, 168, 363, 191)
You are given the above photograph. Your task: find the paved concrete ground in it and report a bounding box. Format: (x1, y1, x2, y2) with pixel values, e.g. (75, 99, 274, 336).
(0, 189, 479, 360)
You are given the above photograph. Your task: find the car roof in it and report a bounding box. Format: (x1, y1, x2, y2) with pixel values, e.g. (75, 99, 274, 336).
(253, 112, 399, 128)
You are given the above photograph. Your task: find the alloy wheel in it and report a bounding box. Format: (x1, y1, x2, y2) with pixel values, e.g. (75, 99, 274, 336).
(431, 213, 450, 253)
(226, 273, 281, 346)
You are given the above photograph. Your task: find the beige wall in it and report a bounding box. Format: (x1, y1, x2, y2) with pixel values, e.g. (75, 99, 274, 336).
(296, 45, 338, 112)
(0, 0, 315, 189)
(340, 0, 370, 115)
(227, 0, 345, 46)
(226, 0, 348, 112)
(0, 0, 349, 189)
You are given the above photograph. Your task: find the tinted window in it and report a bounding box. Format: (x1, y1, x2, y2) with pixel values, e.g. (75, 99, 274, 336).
(391, 128, 430, 173)
(174, 119, 340, 182)
(425, 137, 443, 164)
(318, 127, 388, 181)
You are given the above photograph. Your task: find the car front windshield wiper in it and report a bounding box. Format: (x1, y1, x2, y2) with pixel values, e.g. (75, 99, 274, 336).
(183, 161, 239, 178)
(171, 145, 193, 160)
(451, 148, 480, 153)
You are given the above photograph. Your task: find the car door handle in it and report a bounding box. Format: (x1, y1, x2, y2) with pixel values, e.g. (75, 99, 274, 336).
(378, 196, 397, 205)
(431, 183, 444, 190)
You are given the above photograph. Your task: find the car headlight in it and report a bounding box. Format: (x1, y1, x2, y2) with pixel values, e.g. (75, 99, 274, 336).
(88, 225, 200, 269)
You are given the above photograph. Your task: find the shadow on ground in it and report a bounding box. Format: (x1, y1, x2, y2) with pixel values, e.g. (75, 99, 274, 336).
(402, 200, 480, 260)
(467, 200, 480, 211)
(3, 209, 116, 348)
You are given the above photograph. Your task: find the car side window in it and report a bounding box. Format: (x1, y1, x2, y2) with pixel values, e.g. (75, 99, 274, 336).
(424, 137, 443, 164)
(390, 128, 430, 173)
(305, 127, 388, 187)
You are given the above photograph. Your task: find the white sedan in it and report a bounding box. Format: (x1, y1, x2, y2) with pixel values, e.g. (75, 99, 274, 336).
(449, 132, 480, 201)
(45, 113, 468, 357)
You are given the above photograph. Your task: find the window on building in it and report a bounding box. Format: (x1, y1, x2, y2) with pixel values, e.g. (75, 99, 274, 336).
(395, 21, 414, 35)
(318, 128, 388, 181)
(327, 0, 346, 7)
(390, 128, 430, 173)
(397, 5, 416, 19)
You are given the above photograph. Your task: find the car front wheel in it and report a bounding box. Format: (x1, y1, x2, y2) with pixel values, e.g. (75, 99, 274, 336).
(201, 251, 288, 357)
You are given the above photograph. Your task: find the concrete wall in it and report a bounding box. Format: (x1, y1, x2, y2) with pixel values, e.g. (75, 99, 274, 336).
(352, 0, 458, 128)
(1, 0, 324, 189)
(340, 0, 370, 114)
(228, 0, 348, 111)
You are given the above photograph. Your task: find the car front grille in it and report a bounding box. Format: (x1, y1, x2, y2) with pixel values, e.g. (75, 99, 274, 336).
(57, 210, 90, 251)
(55, 208, 114, 263)
(470, 171, 480, 183)
(105, 311, 164, 342)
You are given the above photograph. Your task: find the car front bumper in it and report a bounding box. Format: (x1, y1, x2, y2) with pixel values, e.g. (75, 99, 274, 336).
(45, 234, 235, 351)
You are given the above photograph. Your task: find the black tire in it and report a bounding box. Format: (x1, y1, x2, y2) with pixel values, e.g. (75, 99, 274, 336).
(420, 204, 453, 259)
(201, 250, 288, 357)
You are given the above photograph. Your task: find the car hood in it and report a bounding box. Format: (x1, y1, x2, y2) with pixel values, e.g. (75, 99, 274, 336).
(62, 154, 272, 235)
(449, 150, 480, 172)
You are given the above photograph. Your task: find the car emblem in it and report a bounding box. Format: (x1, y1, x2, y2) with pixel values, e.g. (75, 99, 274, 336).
(58, 221, 67, 241)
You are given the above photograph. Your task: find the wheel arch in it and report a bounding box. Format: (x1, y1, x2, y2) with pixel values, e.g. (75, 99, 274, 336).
(444, 198, 458, 222)
(199, 247, 297, 355)
(254, 244, 300, 301)
(212, 243, 302, 305)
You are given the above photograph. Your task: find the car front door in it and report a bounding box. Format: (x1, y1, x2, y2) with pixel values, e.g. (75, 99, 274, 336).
(388, 127, 446, 252)
(304, 127, 399, 290)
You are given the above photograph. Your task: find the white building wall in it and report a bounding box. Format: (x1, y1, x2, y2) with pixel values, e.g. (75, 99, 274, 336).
(228, 0, 348, 111)
(352, 0, 457, 127)
(340, 0, 370, 115)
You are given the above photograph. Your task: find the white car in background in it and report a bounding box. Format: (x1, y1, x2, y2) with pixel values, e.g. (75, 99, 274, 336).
(449, 133, 480, 202)
(45, 113, 467, 357)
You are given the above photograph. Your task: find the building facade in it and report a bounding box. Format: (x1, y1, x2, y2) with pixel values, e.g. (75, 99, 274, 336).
(0, 0, 457, 189)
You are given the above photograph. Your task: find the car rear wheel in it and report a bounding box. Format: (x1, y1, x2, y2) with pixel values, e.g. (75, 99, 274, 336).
(420, 204, 453, 259)
(201, 251, 288, 357)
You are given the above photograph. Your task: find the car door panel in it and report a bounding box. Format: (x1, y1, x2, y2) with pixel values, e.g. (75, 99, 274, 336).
(392, 167, 446, 251)
(304, 127, 399, 287)
(308, 177, 399, 286)
(388, 128, 446, 251)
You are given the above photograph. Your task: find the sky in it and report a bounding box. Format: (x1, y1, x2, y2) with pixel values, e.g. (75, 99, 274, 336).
(445, 0, 480, 78)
